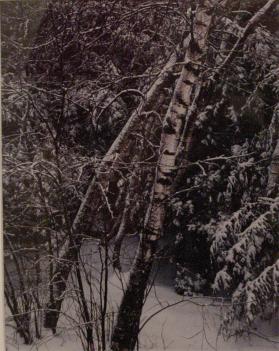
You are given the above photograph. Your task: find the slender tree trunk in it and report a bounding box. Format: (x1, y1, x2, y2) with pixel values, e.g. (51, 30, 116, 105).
(112, 188, 132, 271)
(75, 259, 95, 351)
(111, 239, 156, 351)
(44, 236, 82, 331)
(4, 266, 33, 344)
(111, 2, 215, 350)
(112, 160, 139, 271)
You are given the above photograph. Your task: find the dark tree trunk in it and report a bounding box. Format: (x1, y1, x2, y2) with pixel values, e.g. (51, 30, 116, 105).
(111, 239, 157, 351)
(44, 238, 81, 332)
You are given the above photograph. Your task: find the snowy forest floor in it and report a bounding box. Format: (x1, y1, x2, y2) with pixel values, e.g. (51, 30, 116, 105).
(5, 238, 279, 351)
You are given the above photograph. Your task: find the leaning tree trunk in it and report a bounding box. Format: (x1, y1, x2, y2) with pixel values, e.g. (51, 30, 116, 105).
(111, 1, 215, 350)
(110, 0, 278, 349)
(44, 49, 178, 330)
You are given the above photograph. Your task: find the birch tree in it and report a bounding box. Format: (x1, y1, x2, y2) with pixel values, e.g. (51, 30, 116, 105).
(210, 96, 279, 336)
(111, 1, 278, 349)
(111, 1, 219, 349)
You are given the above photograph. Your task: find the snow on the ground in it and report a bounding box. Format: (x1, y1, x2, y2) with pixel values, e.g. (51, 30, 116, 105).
(5, 239, 279, 350)
(5, 270, 279, 351)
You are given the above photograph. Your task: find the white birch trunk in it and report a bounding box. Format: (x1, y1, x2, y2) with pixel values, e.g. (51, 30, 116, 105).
(145, 1, 213, 241)
(111, 1, 216, 350)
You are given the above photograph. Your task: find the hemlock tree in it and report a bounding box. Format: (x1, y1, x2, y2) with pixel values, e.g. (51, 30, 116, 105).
(210, 106, 279, 336)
